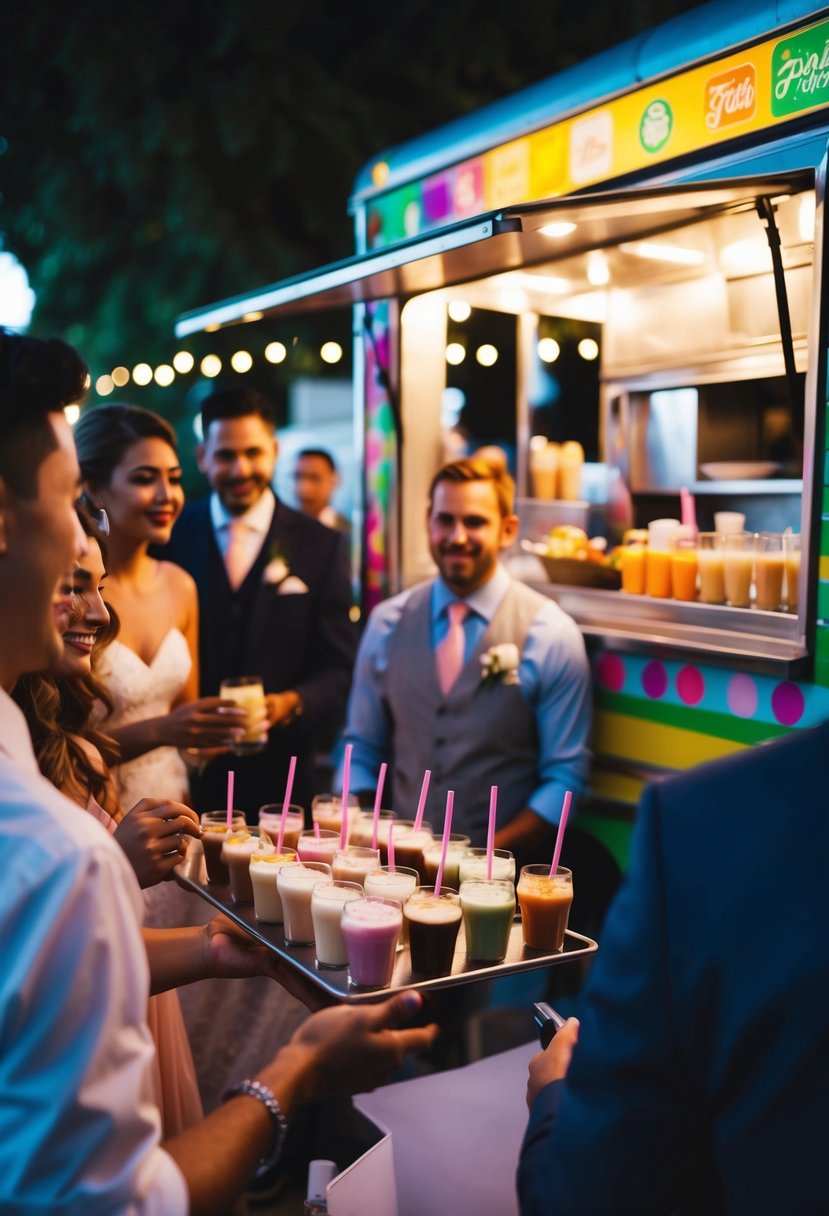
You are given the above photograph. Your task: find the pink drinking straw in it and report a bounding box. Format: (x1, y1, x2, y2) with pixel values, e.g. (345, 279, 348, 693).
(387, 819, 396, 872)
(371, 762, 388, 850)
(276, 754, 297, 853)
(226, 770, 235, 830)
(486, 785, 498, 881)
(413, 768, 431, 831)
(339, 743, 353, 850)
(433, 789, 454, 895)
(313, 820, 321, 838)
(549, 790, 573, 877)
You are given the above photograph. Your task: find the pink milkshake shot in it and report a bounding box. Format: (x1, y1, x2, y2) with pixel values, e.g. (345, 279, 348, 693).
(341, 896, 402, 988)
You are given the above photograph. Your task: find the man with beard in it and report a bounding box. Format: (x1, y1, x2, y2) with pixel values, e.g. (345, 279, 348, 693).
(160, 387, 355, 819)
(342, 458, 591, 864)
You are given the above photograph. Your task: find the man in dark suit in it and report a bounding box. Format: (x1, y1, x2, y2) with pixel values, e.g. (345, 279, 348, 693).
(518, 723, 829, 1215)
(161, 386, 355, 819)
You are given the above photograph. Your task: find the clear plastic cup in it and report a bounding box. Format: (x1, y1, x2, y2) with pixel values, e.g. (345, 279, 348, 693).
(277, 861, 332, 945)
(517, 865, 573, 952)
(460, 879, 516, 962)
(258, 803, 305, 852)
(311, 880, 363, 967)
(341, 896, 402, 988)
(250, 847, 298, 923)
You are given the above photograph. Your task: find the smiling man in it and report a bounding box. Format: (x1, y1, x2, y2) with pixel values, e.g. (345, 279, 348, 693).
(342, 458, 591, 862)
(159, 386, 355, 819)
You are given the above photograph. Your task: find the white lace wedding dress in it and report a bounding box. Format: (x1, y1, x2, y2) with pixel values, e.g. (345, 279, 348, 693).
(97, 627, 309, 1112)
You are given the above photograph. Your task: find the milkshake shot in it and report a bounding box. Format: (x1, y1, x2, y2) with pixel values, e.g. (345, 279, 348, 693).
(458, 847, 515, 884)
(311, 881, 363, 967)
(219, 676, 268, 755)
(517, 865, 573, 952)
(363, 866, 419, 946)
(250, 848, 298, 923)
(331, 845, 381, 888)
(277, 861, 332, 945)
(422, 834, 471, 889)
(200, 811, 246, 884)
(259, 803, 306, 852)
(222, 827, 273, 904)
(352, 809, 397, 863)
(341, 896, 402, 988)
(297, 828, 341, 866)
(393, 821, 434, 883)
(460, 879, 516, 962)
(311, 793, 362, 844)
(404, 886, 462, 978)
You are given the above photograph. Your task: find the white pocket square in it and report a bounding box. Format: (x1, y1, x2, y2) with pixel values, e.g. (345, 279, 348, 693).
(277, 575, 309, 595)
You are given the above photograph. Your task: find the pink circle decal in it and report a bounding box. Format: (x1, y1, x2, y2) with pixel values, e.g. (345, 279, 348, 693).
(642, 660, 668, 699)
(595, 653, 625, 692)
(676, 665, 705, 705)
(771, 681, 805, 727)
(727, 673, 758, 718)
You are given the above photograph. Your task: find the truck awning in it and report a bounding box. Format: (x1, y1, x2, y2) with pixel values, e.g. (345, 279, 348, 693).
(175, 170, 813, 337)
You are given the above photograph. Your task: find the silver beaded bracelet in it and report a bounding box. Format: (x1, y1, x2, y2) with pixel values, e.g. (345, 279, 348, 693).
(222, 1078, 289, 1178)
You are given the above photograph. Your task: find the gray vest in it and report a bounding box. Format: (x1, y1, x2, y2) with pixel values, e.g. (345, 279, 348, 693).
(384, 578, 545, 844)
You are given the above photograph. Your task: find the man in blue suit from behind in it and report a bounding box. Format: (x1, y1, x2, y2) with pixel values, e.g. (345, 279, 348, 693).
(519, 722, 829, 1215)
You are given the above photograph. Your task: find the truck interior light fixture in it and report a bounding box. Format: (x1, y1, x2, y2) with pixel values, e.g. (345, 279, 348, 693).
(173, 351, 195, 374)
(577, 338, 599, 361)
(445, 342, 466, 366)
(587, 251, 610, 285)
(447, 300, 472, 322)
(719, 238, 771, 275)
(230, 350, 253, 373)
(537, 337, 561, 364)
(153, 364, 175, 387)
(200, 355, 222, 378)
(476, 344, 498, 366)
(498, 271, 570, 295)
(265, 341, 287, 364)
(538, 221, 577, 237)
(204, 323, 220, 333)
(132, 363, 153, 386)
(619, 241, 706, 265)
(498, 288, 529, 313)
(242, 311, 264, 323)
(320, 341, 343, 364)
(799, 194, 816, 242)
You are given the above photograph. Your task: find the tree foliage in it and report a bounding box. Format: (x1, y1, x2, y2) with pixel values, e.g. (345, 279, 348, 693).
(1, 0, 705, 386)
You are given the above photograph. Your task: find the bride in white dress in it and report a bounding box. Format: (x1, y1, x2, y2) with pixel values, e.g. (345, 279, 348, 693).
(76, 403, 311, 1111)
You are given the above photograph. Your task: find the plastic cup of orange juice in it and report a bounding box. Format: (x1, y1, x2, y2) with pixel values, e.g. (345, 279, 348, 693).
(670, 535, 698, 601)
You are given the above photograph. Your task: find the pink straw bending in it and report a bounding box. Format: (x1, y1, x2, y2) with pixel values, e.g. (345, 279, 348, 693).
(413, 769, 431, 831)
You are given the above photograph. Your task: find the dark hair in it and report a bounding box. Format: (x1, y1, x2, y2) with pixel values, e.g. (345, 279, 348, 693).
(200, 386, 276, 436)
(12, 510, 121, 818)
(296, 448, 337, 472)
(74, 403, 178, 488)
(0, 327, 88, 497)
(428, 457, 516, 518)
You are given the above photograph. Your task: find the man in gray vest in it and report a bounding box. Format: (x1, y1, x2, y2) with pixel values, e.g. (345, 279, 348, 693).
(343, 457, 591, 866)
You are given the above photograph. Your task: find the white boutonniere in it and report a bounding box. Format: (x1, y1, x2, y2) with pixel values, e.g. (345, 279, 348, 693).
(262, 544, 290, 586)
(480, 643, 521, 689)
(277, 575, 310, 596)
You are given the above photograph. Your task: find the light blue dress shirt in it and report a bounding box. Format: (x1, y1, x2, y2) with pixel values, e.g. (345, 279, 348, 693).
(343, 565, 591, 825)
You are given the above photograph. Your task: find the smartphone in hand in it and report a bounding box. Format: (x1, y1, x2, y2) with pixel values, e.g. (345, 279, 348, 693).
(533, 1001, 567, 1050)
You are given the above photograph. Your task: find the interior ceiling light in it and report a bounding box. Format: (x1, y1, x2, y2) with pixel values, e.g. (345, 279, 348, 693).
(719, 238, 771, 275)
(446, 342, 466, 366)
(497, 271, 570, 295)
(265, 341, 287, 364)
(619, 241, 706, 265)
(538, 221, 577, 238)
(578, 338, 599, 361)
(476, 344, 498, 367)
(799, 193, 816, 242)
(447, 300, 472, 323)
(537, 337, 561, 364)
(587, 251, 610, 286)
(242, 311, 264, 323)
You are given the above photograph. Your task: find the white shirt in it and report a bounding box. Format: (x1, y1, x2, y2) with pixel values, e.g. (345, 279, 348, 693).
(210, 488, 276, 586)
(0, 688, 187, 1214)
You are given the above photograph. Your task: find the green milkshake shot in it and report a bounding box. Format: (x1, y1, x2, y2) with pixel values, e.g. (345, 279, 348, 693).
(459, 879, 516, 962)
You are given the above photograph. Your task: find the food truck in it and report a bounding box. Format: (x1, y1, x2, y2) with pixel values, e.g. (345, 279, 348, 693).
(176, 0, 829, 870)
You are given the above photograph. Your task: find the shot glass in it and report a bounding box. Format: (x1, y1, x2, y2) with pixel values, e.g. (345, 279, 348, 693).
(311, 880, 363, 968)
(341, 896, 402, 988)
(784, 531, 801, 612)
(722, 532, 756, 608)
(297, 828, 341, 865)
(670, 535, 698, 602)
(311, 793, 363, 843)
(277, 861, 332, 946)
(421, 834, 472, 889)
(363, 865, 419, 947)
(221, 827, 273, 905)
(517, 865, 573, 952)
(696, 532, 725, 605)
(458, 847, 516, 884)
(754, 532, 785, 612)
(351, 809, 398, 863)
(403, 886, 462, 978)
(200, 811, 246, 885)
(220, 676, 267, 754)
(460, 879, 516, 963)
(250, 847, 298, 924)
(331, 845, 381, 888)
(258, 803, 306, 852)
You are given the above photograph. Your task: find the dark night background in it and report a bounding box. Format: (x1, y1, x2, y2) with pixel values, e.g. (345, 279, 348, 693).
(1, 0, 705, 443)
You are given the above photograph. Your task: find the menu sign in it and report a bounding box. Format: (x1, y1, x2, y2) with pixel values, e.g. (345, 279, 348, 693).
(772, 21, 829, 117)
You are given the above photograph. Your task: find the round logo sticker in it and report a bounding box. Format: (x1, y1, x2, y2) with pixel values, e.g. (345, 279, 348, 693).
(640, 99, 673, 153)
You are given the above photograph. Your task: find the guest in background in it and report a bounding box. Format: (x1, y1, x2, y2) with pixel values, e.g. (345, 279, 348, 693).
(292, 446, 350, 534)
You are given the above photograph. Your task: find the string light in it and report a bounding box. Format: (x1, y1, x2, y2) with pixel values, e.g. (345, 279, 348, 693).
(476, 344, 498, 367)
(96, 374, 114, 396)
(154, 364, 175, 387)
(112, 366, 130, 387)
(445, 342, 466, 366)
(320, 341, 343, 364)
(265, 341, 287, 364)
(231, 350, 253, 373)
(173, 351, 194, 374)
(200, 354, 222, 378)
(132, 363, 152, 386)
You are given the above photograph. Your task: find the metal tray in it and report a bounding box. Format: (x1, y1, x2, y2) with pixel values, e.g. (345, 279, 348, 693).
(175, 849, 598, 1004)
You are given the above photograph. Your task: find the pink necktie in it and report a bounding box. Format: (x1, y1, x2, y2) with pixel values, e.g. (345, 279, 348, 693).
(224, 519, 249, 590)
(435, 601, 469, 695)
